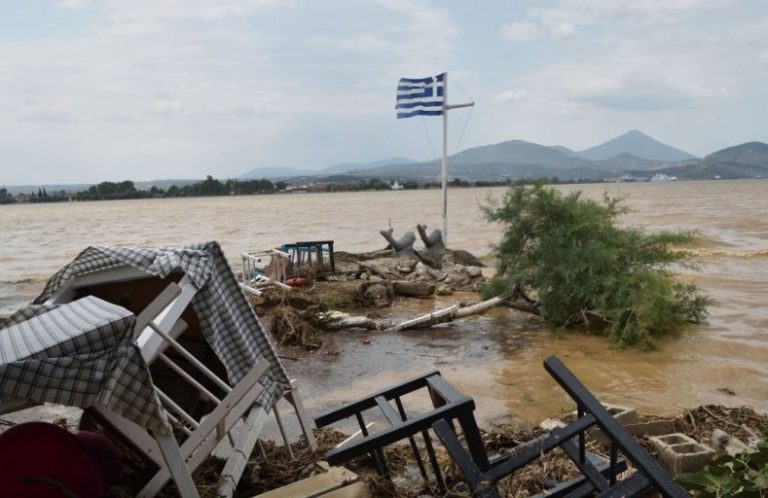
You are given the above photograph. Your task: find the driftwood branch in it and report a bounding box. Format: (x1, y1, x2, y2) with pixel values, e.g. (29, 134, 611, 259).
(317, 295, 529, 333)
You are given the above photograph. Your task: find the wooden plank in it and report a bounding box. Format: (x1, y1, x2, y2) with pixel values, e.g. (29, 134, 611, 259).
(139, 362, 268, 496)
(133, 283, 182, 335)
(153, 431, 200, 498)
(218, 406, 270, 498)
(254, 466, 359, 498)
(137, 275, 198, 363)
(323, 481, 368, 498)
(285, 380, 317, 450)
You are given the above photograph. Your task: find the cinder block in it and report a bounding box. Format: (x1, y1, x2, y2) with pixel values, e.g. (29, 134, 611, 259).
(571, 403, 639, 426)
(649, 433, 715, 475)
(570, 403, 640, 447)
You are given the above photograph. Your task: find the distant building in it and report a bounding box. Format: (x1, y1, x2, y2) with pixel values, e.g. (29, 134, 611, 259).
(391, 181, 403, 191)
(650, 174, 678, 182)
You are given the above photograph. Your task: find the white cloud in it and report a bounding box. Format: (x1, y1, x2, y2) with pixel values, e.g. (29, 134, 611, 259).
(551, 22, 575, 38)
(499, 21, 541, 43)
(55, 0, 89, 10)
(145, 98, 185, 115)
(496, 90, 529, 103)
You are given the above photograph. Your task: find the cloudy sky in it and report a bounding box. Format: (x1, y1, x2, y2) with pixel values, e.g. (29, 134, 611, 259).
(1, 0, 766, 185)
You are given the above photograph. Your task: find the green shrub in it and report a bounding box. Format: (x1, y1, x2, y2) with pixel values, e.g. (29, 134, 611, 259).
(482, 182, 709, 348)
(679, 436, 768, 497)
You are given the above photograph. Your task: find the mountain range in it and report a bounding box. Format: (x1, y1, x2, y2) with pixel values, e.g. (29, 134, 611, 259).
(4, 132, 766, 194)
(240, 130, 767, 183)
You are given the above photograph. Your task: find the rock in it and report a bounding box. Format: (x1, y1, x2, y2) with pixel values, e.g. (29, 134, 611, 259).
(360, 282, 393, 308)
(395, 258, 417, 273)
(540, 418, 566, 431)
(451, 249, 485, 267)
(414, 250, 444, 270)
(467, 266, 483, 278)
(436, 285, 453, 296)
(368, 275, 384, 283)
(393, 280, 435, 297)
(414, 262, 430, 275)
(711, 429, 749, 456)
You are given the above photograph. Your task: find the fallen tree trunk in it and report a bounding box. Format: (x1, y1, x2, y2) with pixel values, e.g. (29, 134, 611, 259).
(317, 295, 519, 333)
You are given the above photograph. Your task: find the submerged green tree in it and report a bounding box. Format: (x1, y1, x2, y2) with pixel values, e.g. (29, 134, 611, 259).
(482, 183, 709, 349)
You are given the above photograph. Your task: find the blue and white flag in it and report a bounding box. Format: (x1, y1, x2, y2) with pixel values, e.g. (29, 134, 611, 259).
(396, 73, 445, 119)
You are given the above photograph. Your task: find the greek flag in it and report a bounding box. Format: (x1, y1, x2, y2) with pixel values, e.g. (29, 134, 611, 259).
(396, 73, 445, 119)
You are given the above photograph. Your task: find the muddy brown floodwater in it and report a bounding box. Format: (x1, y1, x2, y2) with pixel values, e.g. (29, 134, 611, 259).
(1, 180, 767, 429)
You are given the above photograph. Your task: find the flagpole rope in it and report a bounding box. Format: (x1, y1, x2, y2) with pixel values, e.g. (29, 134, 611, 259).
(454, 104, 473, 154)
(450, 75, 473, 101)
(420, 115, 439, 162)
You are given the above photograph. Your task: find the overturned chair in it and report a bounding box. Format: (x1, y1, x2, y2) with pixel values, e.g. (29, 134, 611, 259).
(432, 355, 688, 498)
(16, 241, 315, 497)
(314, 355, 686, 498)
(0, 295, 205, 496)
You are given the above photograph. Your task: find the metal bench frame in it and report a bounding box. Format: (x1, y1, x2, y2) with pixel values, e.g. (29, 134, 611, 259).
(314, 370, 485, 492)
(431, 355, 689, 498)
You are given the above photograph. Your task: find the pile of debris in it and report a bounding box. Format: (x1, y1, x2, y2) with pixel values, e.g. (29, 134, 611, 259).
(143, 404, 768, 498)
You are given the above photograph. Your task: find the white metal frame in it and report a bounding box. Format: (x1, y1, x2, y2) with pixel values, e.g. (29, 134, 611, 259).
(48, 265, 316, 497)
(240, 249, 292, 296)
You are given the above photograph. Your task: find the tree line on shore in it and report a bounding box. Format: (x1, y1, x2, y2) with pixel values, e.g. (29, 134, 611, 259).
(0, 174, 602, 204)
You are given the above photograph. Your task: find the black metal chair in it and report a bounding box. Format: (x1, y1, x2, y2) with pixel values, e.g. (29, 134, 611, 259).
(313, 370, 486, 492)
(432, 355, 689, 498)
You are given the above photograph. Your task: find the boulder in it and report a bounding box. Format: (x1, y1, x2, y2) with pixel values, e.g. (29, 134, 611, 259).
(393, 280, 435, 297)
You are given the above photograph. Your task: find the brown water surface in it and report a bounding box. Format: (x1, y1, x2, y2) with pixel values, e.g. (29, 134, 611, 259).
(1, 180, 766, 425)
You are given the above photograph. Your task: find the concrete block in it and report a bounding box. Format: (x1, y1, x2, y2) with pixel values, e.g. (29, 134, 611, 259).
(571, 403, 639, 426)
(570, 403, 639, 447)
(649, 433, 715, 475)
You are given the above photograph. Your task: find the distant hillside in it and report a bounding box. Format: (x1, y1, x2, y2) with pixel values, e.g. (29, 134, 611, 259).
(550, 145, 579, 157)
(323, 157, 415, 174)
(358, 140, 591, 181)
(627, 141, 768, 180)
(448, 140, 588, 168)
(578, 130, 697, 162)
(593, 153, 663, 172)
(239, 166, 316, 179)
(235, 135, 766, 184)
(703, 141, 768, 166)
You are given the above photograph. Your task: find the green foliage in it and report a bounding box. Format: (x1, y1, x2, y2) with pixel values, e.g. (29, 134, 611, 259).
(482, 182, 709, 348)
(679, 435, 768, 497)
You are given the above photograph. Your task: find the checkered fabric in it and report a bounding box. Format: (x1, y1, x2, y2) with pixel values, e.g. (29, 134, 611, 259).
(0, 296, 170, 435)
(34, 241, 289, 411)
(0, 303, 59, 329)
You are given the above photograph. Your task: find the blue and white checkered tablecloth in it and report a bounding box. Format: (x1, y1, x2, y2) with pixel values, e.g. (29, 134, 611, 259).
(33, 241, 289, 412)
(0, 295, 170, 434)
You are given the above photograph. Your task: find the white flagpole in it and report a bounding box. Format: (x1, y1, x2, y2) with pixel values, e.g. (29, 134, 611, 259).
(441, 72, 474, 247)
(441, 73, 449, 244)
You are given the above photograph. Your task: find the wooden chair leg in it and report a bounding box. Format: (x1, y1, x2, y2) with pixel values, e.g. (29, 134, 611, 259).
(285, 380, 317, 450)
